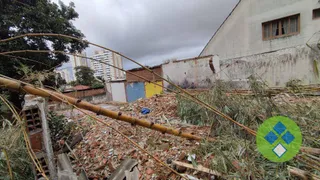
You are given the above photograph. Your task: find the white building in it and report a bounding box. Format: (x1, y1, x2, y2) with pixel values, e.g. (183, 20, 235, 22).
(91, 50, 125, 81)
(200, 0, 320, 87)
(56, 68, 72, 83)
(71, 52, 90, 68)
(71, 52, 91, 80)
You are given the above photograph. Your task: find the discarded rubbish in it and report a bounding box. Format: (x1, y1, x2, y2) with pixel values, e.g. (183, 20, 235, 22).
(140, 107, 150, 114)
(187, 154, 196, 162)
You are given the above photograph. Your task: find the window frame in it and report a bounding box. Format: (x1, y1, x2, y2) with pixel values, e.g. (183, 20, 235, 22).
(262, 14, 300, 41)
(313, 8, 320, 20)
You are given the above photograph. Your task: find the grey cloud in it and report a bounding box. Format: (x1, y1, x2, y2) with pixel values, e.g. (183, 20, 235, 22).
(54, 0, 239, 69)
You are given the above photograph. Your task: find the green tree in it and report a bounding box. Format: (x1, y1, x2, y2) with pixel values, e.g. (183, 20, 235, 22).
(0, 0, 87, 108)
(74, 66, 95, 86)
(42, 73, 67, 88)
(91, 81, 105, 89)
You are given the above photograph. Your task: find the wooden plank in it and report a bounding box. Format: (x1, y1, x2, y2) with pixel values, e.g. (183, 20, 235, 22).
(172, 161, 223, 177)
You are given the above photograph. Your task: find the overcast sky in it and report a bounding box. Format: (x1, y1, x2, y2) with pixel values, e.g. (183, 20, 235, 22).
(54, 0, 238, 69)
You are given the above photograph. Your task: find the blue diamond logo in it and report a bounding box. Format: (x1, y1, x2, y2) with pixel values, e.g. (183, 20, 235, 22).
(282, 131, 295, 144)
(265, 131, 278, 144)
(273, 122, 286, 135)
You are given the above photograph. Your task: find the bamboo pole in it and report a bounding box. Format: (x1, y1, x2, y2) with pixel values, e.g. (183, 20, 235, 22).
(0, 76, 203, 141)
(0, 33, 257, 136)
(2, 149, 13, 180)
(0, 52, 317, 154)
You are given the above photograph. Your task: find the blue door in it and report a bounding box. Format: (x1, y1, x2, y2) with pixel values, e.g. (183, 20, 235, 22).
(126, 82, 145, 102)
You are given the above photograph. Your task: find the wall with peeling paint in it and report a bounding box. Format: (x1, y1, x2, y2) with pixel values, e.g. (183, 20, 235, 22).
(200, 0, 320, 87)
(162, 55, 220, 89)
(220, 45, 320, 87)
(201, 0, 320, 60)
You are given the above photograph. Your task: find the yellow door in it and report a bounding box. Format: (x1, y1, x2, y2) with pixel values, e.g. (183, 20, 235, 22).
(145, 81, 163, 98)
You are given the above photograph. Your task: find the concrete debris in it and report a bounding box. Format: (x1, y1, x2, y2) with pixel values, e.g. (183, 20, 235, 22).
(125, 167, 139, 180)
(173, 161, 223, 177)
(54, 90, 320, 179)
(122, 93, 178, 120)
(57, 153, 86, 180)
(108, 159, 138, 180)
(57, 93, 210, 179)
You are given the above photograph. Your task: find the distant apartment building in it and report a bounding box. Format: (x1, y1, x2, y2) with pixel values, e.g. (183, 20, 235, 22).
(71, 52, 91, 80)
(91, 50, 125, 81)
(56, 68, 72, 83)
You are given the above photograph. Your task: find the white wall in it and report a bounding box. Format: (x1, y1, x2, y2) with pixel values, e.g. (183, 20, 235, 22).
(221, 45, 320, 87)
(162, 55, 220, 88)
(201, 0, 320, 60)
(111, 82, 127, 102)
(200, 0, 320, 87)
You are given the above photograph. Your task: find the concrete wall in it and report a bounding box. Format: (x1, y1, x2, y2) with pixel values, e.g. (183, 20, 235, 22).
(63, 88, 106, 99)
(50, 93, 110, 111)
(201, 0, 320, 60)
(162, 55, 220, 89)
(145, 81, 163, 98)
(126, 82, 145, 102)
(200, 0, 320, 87)
(221, 45, 320, 87)
(111, 81, 127, 102)
(126, 66, 163, 82)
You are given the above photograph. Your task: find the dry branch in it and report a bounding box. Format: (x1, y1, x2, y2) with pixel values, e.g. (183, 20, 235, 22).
(288, 166, 320, 180)
(172, 161, 223, 177)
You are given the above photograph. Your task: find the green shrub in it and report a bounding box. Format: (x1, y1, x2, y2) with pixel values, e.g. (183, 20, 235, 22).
(48, 112, 76, 151)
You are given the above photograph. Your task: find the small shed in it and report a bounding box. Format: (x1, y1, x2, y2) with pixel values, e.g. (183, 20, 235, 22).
(126, 65, 163, 102)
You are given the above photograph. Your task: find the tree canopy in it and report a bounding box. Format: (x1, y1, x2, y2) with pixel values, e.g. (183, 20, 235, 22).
(0, 0, 88, 108)
(74, 66, 95, 86)
(0, 0, 87, 78)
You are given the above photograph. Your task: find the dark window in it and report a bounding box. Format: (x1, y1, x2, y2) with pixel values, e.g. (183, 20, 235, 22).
(313, 8, 320, 19)
(262, 14, 300, 40)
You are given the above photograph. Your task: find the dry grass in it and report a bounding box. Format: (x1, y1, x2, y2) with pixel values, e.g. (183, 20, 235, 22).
(177, 77, 320, 179)
(0, 121, 34, 179)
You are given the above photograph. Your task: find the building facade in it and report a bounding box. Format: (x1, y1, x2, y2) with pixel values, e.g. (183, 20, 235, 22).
(56, 68, 72, 83)
(71, 52, 90, 68)
(125, 65, 163, 102)
(91, 50, 125, 81)
(200, 0, 320, 87)
(162, 55, 219, 89)
(71, 52, 91, 81)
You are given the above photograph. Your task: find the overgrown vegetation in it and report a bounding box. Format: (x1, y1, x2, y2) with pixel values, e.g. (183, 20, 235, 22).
(177, 77, 320, 179)
(48, 111, 77, 151)
(73, 66, 105, 88)
(0, 121, 33, 180)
